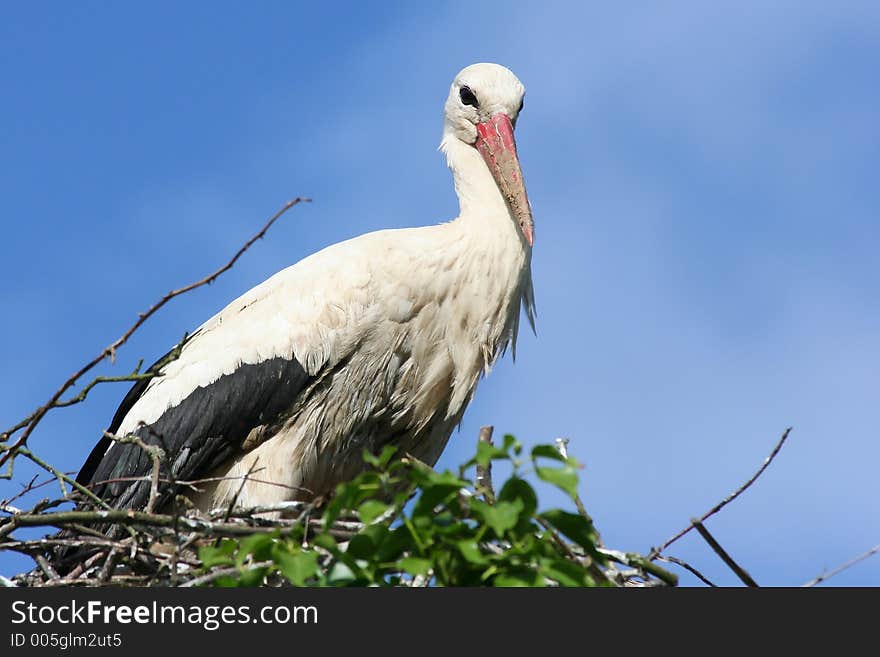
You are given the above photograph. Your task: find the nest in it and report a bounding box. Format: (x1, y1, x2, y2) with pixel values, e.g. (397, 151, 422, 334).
(3, 501, 353, 587)
(2, 494, 676, 588)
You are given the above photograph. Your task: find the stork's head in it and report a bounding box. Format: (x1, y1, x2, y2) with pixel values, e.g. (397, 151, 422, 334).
(443, 63, 533, 246)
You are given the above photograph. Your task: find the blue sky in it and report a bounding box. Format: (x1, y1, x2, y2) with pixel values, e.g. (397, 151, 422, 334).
(1, 2, 878, 585)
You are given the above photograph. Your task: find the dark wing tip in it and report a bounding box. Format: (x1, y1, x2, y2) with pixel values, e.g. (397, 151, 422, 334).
(76, 353, 310, 511)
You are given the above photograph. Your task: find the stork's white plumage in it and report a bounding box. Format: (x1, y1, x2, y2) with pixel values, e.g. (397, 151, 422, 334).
(77, 63, 536, 512)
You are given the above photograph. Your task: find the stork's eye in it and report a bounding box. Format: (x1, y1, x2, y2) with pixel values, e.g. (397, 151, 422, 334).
(459, 85, 479, 108)
(518, 98, 524, 113)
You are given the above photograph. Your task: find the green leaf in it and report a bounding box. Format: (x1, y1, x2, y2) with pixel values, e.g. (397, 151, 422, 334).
(358, 499, 390, 524)
(413, 472, 469, 516)
(535, 465, 579, 499)
(235, 533, 275, 565)
(538, 557, 594, 587)
(362, 445, 398, 469)
(198, 539, 236, 568)
(456, 539, 489, 565)
(427, 508, 458, 530)
(358, 522, 389, 546)
(502, 434, 522, 455)
(539, 510, 599, 551)
(498, 476, 538, 519)
(275, 550, 319, 586)
(311, 533, 338, 551)
(530, 444, 567, 462)
(471, 499, 523, 537)
(346, 533, 376, 560)
(419, 469, 470, 489)
(324, 472, 383, 526)
(237, 565, 269, 587)
(475, 440, 511, 467)
(327, 562, 357, 585)
(398, 556, 433, 576)
(210, 575, 240, 588)
(492, 569, 542, 587)
(375, 525, 414, 562)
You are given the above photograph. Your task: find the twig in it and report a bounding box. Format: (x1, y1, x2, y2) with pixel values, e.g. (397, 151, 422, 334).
(15, 447, 111, 510)
(224, 457, 260, 522)
(532, 516, 613, 586)
(656, 555, 717, 587)
(535, 516, 581, 563)
(651, 427, 792, 559)
(88, 471, 308, 497)
(55, 366, 152, 409)
(476, 426, 495, 504)
(0, 197, 308, 468)
(209, 501, 308, 519)
(102, 432, 164, 514)
(2, 473, 70, 509)
(597, 548, 679, 587)
(179, 560, 274, 588)
(35, 555, 59, 582)
(409, 573, 432, 587)
(554, 437, 598, 542)
(98, 548, 120, 584)
(1, 508, 312, 539)
(801, 543, 880, 587)
(690, 519, 758, 587)
(2, 536, 126, 553)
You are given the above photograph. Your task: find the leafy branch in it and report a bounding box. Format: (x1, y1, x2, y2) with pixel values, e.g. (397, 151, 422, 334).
(2, 430, 679, 587)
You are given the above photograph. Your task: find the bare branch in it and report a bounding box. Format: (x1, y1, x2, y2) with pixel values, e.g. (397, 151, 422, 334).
(1, 508, 305, 540)
(802, 543, 880, 587)
(98, 548, 121, 585)
(179, 560, 274, 588)
(102, 431, 164, 514)
(0, 197, 309, 468)
(597, 548, 679, 587)
(223, 457, 260, 522)
(554, 437, 598, 541)
(34, 555, 59, 582)
(476, 425, 495, 504)
(690, 519, 758, 587)
(55, 364, 151, 409)
(85, 471, 311, 498)
(14, 447, 111, 510)
(208, 501, 308, 519)
(2, 473, 68, 510)
(656, 555, 718, 587)
(651, 427, 792, 559)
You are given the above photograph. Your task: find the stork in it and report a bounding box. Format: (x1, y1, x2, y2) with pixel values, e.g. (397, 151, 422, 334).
(76, 63, 536, 513)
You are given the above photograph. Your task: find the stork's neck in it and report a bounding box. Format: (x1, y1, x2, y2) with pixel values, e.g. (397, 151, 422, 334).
(437, 131, 536, 365)
(440, 133, 518, 236)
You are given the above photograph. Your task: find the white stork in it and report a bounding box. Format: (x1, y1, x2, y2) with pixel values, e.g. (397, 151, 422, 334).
(76, 63, 536, 512)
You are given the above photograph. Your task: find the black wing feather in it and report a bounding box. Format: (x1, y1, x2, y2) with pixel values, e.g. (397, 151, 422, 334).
(77, 351, 310, 512)
(75, 343, 183, 489)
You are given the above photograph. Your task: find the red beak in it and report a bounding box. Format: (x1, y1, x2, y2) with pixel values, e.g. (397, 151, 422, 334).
(475, 113, 534, 246)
